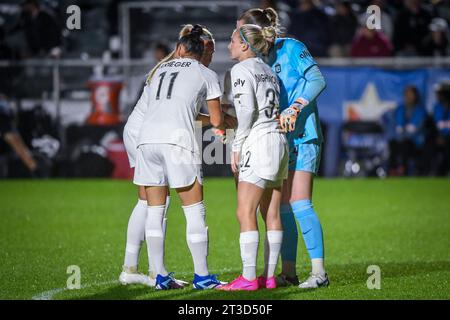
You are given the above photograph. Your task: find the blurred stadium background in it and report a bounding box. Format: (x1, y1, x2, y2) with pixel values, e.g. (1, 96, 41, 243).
(0, 0, 449, 179)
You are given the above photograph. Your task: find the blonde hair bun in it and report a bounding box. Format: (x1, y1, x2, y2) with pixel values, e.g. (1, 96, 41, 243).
(261, 26, 277, 43)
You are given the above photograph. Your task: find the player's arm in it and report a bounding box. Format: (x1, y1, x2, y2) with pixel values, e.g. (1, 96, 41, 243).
(231, 92, 255, 173)
(280, 41, 326, 132)
(300, 65, 326, 105)
(201, 68, 225, 140)
(206, 97, 223, 128)
(196, 99, 223, 129)
(134, 85, 151, 116)
(221, 69, 238, 128)
(230, 67, 255, 173)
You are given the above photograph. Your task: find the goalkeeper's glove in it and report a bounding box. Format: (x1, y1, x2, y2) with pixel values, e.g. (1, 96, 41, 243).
(279, 99, 309, 132)
(279, 104, 301, 132)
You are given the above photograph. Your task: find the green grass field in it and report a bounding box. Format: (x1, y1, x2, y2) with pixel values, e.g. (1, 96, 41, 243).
(0, 178, 449, 300)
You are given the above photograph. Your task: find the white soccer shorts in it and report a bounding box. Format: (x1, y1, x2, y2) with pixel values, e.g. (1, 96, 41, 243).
(133, 143, 203, 188)
(238, 132, 288, 189)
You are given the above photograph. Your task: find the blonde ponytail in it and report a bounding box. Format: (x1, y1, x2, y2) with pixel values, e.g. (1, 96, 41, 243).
(261, 26, 277, 44)
(239, 24, 276, 56)
(146, 50, 176, 85)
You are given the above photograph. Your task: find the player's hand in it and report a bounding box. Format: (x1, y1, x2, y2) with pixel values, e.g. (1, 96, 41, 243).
(231, 151, 240, 174)
(279, 105, 300, 133)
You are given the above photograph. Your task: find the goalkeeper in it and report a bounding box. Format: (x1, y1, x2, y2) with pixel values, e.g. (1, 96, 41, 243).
(238, 7, 328, 289)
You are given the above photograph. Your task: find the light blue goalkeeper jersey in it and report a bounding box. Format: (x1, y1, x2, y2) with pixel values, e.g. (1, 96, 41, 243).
(265, 37, 325, 146)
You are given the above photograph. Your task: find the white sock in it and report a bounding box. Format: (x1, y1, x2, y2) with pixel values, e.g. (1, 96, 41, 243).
(145, 205, 168, 276)
(183, 201, 209, 276)
(162, 196, 170, 237)
(123, 199, 147, 268)
(239, 231, 259, 281)
(266, 230, 283, 278)
(311, 258, 325, 276)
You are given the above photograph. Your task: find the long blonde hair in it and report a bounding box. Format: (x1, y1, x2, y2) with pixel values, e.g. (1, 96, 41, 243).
(146, 25, 214, 84)
(238, 24, 277, 56)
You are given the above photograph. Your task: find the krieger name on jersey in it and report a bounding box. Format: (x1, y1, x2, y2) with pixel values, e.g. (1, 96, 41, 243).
(160, 61, 193, 69)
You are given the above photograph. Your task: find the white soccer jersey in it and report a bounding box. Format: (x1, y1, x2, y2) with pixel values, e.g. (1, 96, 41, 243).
(125, 85, 150, 132)
(230, 57, 281, 153)
(222, 69, 236, 117)
(137, 57, 222, 154)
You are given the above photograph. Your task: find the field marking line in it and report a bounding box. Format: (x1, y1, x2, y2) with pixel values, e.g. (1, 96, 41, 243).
(32, 280, 119, 300)
(31, 268, 239, 300)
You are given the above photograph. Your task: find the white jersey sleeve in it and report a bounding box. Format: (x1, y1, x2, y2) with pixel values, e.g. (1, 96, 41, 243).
(222, 69, 237, 117)
(222, 69, 233, 105)
(199, 65, 222, 101)
(230, 64, 256, 153)
(125, 85, 151, 131)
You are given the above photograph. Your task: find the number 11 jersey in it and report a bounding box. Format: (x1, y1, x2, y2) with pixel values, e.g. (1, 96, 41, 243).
(138, 57, 222, 154)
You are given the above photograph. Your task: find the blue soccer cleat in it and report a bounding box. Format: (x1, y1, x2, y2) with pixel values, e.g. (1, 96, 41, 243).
(155, 272, 184, 290)
(192, 274, 226, 290)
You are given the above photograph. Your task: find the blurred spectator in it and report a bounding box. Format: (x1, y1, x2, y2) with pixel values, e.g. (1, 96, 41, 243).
(432, 82, 450, 175)
(288, 0, 331, 57)
(15, 0, 62, 58)
(328, 0, 358, 57)
(388, 86, 428, 176)
(153, 42, 170, 62)
(421, 18, 449, 57)
(350, 18, 394, 57)
(0, 95, 40, 178)
(393, 0, 432, 56)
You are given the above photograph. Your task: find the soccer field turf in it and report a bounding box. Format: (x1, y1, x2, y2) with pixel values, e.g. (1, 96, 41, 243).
(0, 178, 449, 300)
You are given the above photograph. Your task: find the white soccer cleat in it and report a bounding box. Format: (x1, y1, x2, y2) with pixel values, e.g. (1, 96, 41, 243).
(298, 273, 329, 289)
(119, 269, 156, 287)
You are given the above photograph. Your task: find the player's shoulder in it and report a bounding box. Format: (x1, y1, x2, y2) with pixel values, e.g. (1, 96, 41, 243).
(230, 59, 253, 77)
(198, 63, 219, 81)
(276, 37, 309, 54)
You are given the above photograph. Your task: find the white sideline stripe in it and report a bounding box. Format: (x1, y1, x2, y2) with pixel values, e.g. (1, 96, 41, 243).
(31, 268, 238, 300)
(31, 280, 119, 300)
